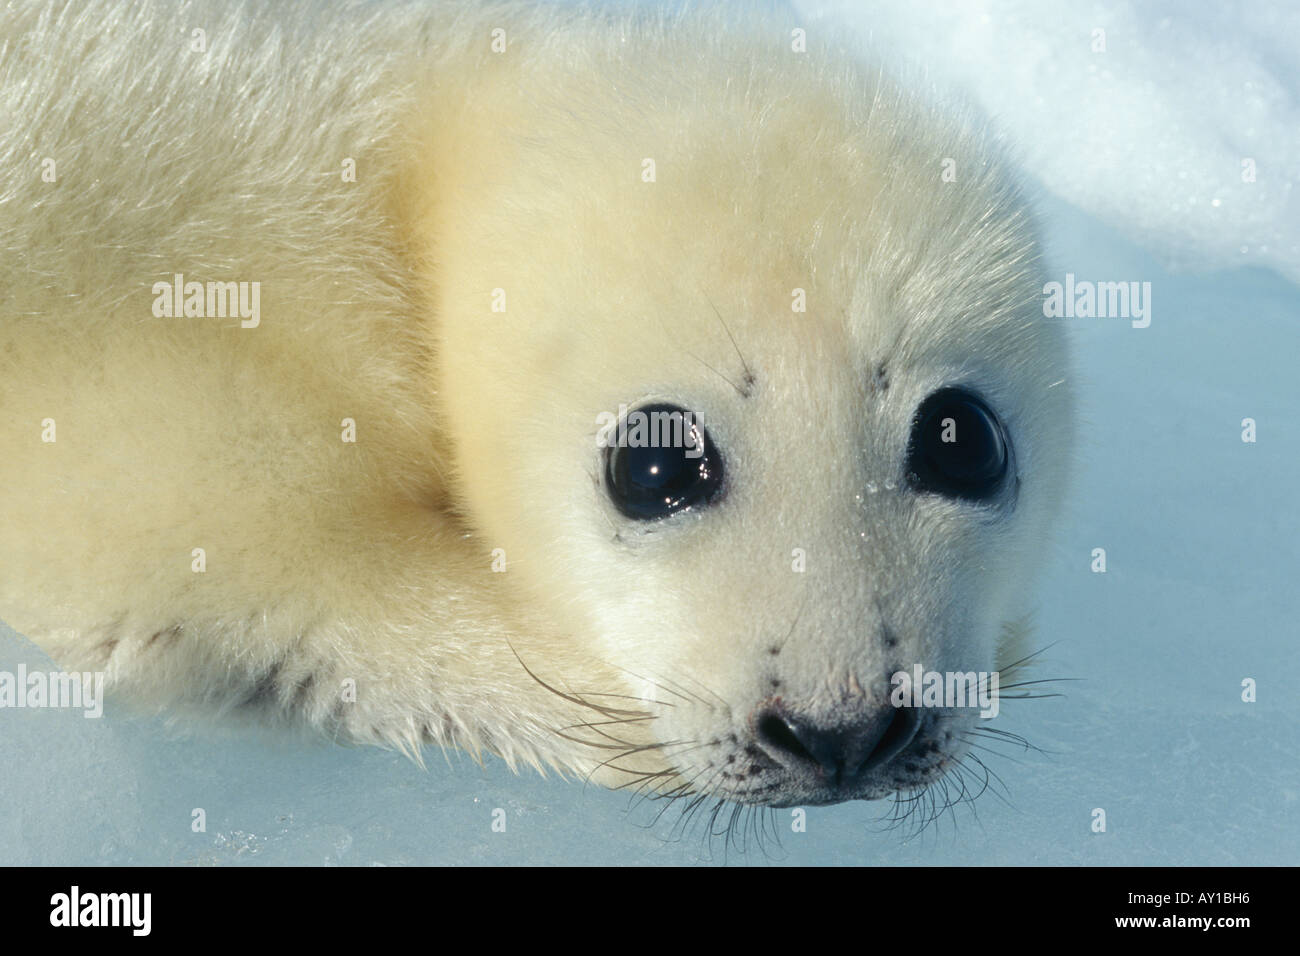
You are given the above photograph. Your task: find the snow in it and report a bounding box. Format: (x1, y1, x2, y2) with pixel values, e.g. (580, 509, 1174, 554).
(795, 0, 1300, 282)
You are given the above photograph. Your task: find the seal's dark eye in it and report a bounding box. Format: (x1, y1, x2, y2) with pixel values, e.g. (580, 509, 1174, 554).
(605, 403, 724, 520)
(906, 388, 1010, 502)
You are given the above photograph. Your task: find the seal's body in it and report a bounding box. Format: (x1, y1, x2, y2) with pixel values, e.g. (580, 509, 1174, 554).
(0, 0, 1071, 808)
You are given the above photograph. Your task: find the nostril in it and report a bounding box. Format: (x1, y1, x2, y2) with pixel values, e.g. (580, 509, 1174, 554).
(756, 711, 814, 764)
(861, 706, 922, 772)
(753, 704, 924, 786)
(755, 708, 856, 783)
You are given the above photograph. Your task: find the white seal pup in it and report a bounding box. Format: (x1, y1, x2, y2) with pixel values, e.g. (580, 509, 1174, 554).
(0, 0, 1072, 810)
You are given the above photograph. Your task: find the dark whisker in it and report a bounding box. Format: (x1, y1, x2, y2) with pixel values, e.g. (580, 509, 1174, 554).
(997, 640, 1064, 678)
(703, 291, 755, 394)
(508, 643, 648, 720)
(688, 351, 749, 398)
(996, 677, 1082, 690)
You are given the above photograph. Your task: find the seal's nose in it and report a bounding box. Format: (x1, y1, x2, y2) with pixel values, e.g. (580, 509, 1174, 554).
(755, 705, 921, 787)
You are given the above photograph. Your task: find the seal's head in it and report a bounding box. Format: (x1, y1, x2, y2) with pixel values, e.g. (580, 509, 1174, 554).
(425, 22, 1071, 808)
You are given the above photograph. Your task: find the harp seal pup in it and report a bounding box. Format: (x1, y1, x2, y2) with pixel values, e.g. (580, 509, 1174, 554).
(0, 0, 1072, 809)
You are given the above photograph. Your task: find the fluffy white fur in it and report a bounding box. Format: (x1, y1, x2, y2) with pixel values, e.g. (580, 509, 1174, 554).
(0, 0, 1071, 806)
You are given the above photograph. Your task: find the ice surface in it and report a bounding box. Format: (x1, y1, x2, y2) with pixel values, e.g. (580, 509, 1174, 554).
(2, 1, 1297, 865)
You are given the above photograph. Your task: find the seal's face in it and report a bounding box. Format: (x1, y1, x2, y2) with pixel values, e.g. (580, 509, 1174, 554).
(591, 384, 1025, 809)
(431, 45, 1072, 808)
(562, 297, 1067, 808)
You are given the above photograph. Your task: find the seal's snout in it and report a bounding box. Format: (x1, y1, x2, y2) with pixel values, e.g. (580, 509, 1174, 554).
(754, 704, 922, 790)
